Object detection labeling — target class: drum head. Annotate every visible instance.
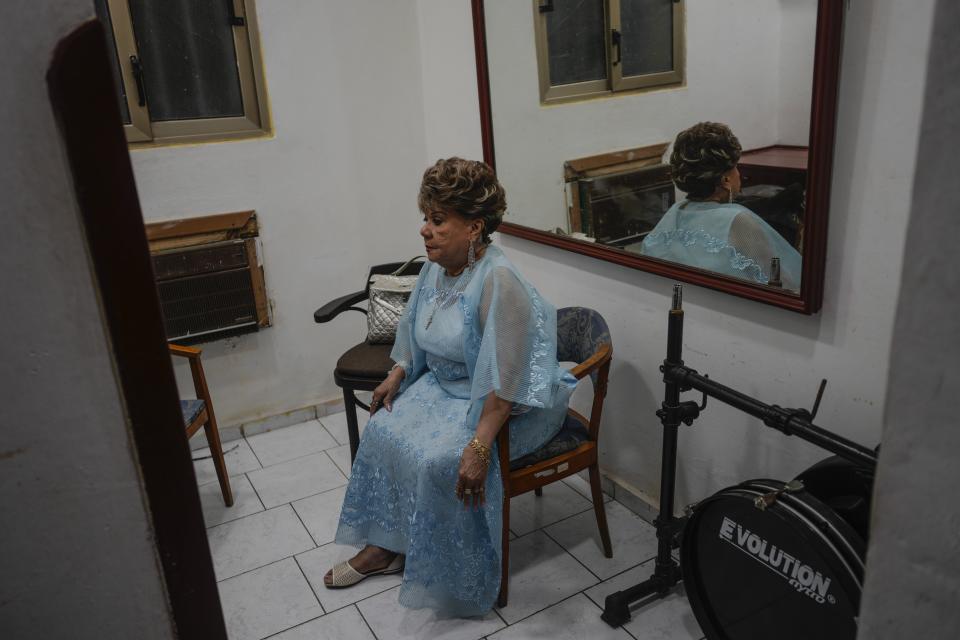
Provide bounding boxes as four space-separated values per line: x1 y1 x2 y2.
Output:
681 480 864 640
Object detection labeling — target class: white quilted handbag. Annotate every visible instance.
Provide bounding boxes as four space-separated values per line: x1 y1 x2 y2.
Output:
366 257 423 344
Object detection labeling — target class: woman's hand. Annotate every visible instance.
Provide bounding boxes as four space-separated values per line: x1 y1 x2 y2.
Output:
370 366 404 415
455 445 490 509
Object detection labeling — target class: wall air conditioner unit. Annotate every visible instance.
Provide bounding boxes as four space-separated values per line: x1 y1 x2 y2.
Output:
145 211 269 345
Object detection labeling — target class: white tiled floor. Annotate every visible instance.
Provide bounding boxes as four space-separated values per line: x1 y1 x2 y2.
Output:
198 412 705 640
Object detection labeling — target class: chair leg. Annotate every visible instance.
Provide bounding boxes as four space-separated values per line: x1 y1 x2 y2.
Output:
497 493 510 608
343 388 361 463
589 464 612 558
203 414 234 507
534 487 543 497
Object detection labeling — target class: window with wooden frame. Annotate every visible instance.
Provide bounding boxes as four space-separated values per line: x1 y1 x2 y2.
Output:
93 0 269 145
534 0 685 104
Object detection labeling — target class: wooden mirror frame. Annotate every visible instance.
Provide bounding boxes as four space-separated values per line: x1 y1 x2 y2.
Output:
471 0 844 314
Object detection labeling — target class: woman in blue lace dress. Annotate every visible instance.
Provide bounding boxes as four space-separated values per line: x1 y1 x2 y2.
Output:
323 158 577 616
640 122 802 290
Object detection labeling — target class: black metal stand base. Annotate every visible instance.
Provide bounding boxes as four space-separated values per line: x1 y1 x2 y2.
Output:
601 558 682 627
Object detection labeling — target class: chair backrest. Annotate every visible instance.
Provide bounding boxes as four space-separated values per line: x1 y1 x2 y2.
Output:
364 259 425 295
557 307 612 384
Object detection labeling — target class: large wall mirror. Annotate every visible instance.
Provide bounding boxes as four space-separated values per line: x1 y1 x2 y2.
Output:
472 0 844 313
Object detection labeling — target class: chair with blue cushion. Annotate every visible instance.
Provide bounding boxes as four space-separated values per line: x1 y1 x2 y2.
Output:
170 344 233 507
496 307 613 607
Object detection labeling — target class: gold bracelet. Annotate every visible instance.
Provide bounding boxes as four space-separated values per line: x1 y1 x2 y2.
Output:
468 437 492 466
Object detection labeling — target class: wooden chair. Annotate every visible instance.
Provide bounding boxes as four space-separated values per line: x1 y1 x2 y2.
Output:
497 307 613 608
313 260 425 461
170 344 233 507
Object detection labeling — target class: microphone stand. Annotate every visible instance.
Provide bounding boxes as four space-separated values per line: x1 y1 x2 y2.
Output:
601 285 877 628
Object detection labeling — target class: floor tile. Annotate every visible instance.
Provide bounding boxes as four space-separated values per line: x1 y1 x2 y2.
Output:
495 530 598 625
207 505 315 580
193 438 261 486
584 563 703 640
242 406 319 438
200 474 264 528
247 452 347 509
562 473 613 503
292 486 347 546
246 419 339 467
489 593 631 640
218 558 322 640
326 444 353 479
189 424 243 451
271 606 375 640
544 501 657 580
357 586 504 640
318 411 366 447
509 481 593 537
297 543 403 613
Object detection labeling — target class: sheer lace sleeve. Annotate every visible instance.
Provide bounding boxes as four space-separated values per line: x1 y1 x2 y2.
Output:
472 266 556 408
729 211 802 290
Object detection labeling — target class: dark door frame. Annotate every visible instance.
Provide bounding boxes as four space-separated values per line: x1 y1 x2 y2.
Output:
47 20 226 639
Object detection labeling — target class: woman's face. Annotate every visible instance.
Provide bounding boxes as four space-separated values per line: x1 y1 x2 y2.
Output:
420 208 481 270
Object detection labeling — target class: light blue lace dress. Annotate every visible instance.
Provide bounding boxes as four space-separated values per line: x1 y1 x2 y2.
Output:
640 201 802 289
335 245 576 616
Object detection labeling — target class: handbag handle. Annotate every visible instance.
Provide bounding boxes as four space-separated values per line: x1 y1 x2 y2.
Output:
389 255 425 276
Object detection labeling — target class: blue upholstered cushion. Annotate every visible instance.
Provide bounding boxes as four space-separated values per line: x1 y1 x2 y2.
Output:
556 307 611 385
180 399 206 426
510 414 591 471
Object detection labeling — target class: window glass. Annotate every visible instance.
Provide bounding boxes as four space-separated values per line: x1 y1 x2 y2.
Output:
620 0 674 77
93 0 131 124
546 0 608 86
127 0 244 121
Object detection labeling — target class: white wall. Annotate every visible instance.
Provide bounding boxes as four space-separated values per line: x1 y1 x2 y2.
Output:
486 0 815 232
778 0 818 145
131 0 430 426
421 0 936 508
0 1 174 636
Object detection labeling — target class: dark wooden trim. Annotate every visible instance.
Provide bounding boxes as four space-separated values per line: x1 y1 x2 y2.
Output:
473 0 845 314
802 0 846 314
145 210 258 242
46 20 227 639
564 142 669 177
245 238 271 327
472 0 496 170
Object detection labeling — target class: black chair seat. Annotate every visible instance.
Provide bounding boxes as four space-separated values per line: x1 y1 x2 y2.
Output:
334 342 394 385
510 413 590 471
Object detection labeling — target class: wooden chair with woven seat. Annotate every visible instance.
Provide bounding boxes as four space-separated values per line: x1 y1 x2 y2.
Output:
170 344 233 507
313 260 425 461
496 306 613 608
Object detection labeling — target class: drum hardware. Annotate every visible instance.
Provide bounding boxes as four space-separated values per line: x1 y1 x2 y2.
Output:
601 284 878 633
754 478 804 511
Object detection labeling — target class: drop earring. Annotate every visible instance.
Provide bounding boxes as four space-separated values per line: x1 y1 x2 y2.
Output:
726 182 734 203
467 239 476 270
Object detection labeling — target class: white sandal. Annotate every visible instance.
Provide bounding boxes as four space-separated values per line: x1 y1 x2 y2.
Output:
325 554 404 589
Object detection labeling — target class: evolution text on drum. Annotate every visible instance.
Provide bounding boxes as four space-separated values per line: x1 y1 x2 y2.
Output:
719 516 834 604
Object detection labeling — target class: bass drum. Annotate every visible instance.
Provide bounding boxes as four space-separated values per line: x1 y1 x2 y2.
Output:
680 457 874 640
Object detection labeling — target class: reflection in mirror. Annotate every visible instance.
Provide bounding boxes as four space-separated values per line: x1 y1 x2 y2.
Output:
485 0 818 294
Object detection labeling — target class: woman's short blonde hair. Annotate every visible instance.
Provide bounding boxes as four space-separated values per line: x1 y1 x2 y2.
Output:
418 157 506 244
670 122 742 199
